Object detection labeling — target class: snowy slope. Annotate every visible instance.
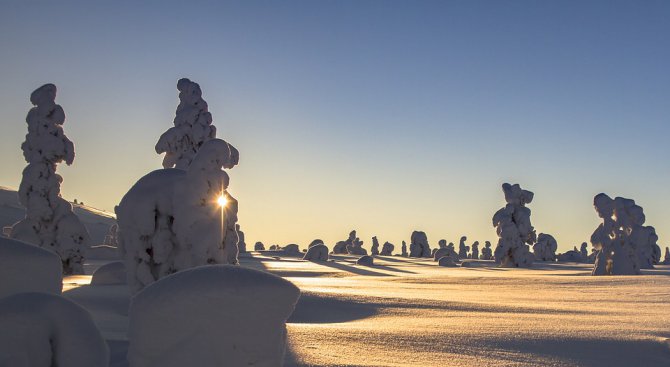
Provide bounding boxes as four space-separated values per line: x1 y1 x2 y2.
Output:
0 186 116 246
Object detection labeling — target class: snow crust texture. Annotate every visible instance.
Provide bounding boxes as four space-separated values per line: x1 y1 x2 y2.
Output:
10 84 91 274
127 265 300 367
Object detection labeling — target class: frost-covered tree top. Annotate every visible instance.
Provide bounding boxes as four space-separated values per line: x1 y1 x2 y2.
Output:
155 78 218 169
10 84 91 275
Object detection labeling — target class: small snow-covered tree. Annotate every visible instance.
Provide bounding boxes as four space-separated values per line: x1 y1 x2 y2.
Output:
458 236 470 259
401 241 408 257
380 241 394 255
533 233 557 261
471 241 480 259
236 224 246 253
492 183 536 267
480 241 493 260
371 236 380 255
103 224 118 247
10 84 91 274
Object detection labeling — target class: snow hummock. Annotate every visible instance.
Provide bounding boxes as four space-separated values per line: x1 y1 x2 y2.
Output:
303 243 329 262
437 256 458 267
409 231 431 258
590 194 658 275
0 292 109 367
90 261 126 286
116 138 240 293
0 237 62 298
127 265 300 367
155 78 218 170
492 183 536 267
533 233 558 261
356 255 374 266
9 84 91 275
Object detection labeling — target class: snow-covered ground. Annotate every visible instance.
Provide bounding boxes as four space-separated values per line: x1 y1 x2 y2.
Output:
63 253 670 367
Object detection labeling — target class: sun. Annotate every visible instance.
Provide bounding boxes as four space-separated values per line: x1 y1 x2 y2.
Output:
217 194 228 207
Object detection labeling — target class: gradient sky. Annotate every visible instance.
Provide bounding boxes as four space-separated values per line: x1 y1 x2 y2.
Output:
1 0 669 252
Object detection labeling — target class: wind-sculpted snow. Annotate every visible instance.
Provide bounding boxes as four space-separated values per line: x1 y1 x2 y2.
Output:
0 292 109 367
127 265 299 367
10 84 91 275
410 231 431 258
591 194 660 275
533 233 558 261
155 78 218 169
116 138 239 293
0 237 62 298
492 183 536 267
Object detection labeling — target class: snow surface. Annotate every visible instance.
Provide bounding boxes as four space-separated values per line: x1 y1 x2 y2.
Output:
127 265 300 367
61 254 670 367
0 237 62 298
0 292 109 367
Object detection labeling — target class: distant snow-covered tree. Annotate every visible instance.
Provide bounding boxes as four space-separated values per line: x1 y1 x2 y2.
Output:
492 183 536 267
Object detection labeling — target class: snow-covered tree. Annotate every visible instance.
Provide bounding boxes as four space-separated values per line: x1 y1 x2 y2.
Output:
371 236 380 255
471 241 480 259
155 78 217 169
480 241 493 260
409 231 431 257
236 224 246 253
458 236 470 259
254 241 265 251
492 183 536 267
10 84 91 275
591 194 660 275
103 224 118 247
117 139 239 293
380 241 394 256
579 242 589 260
533 233 557 261
401 241 408 257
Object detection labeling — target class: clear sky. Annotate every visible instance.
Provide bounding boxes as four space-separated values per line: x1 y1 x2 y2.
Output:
1 0 669 252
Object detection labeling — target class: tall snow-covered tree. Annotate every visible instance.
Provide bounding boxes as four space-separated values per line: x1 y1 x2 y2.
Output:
10 84 91 274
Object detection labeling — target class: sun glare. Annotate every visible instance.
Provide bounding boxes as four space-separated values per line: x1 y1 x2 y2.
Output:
217 195 227 207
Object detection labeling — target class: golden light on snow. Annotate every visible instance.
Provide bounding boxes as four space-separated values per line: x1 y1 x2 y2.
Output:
217 194 228 207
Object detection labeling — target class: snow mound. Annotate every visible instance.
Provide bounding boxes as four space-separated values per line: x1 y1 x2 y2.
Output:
128 265 300 367
433 247 457 262
0 237 62 298
283 244 300 253
356 255 374 266
90 261 126 286
303 244 329 262
0 292 109 367
438 256 458 267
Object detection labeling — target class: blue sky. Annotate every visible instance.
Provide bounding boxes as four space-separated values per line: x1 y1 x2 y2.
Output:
1 0 669 251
